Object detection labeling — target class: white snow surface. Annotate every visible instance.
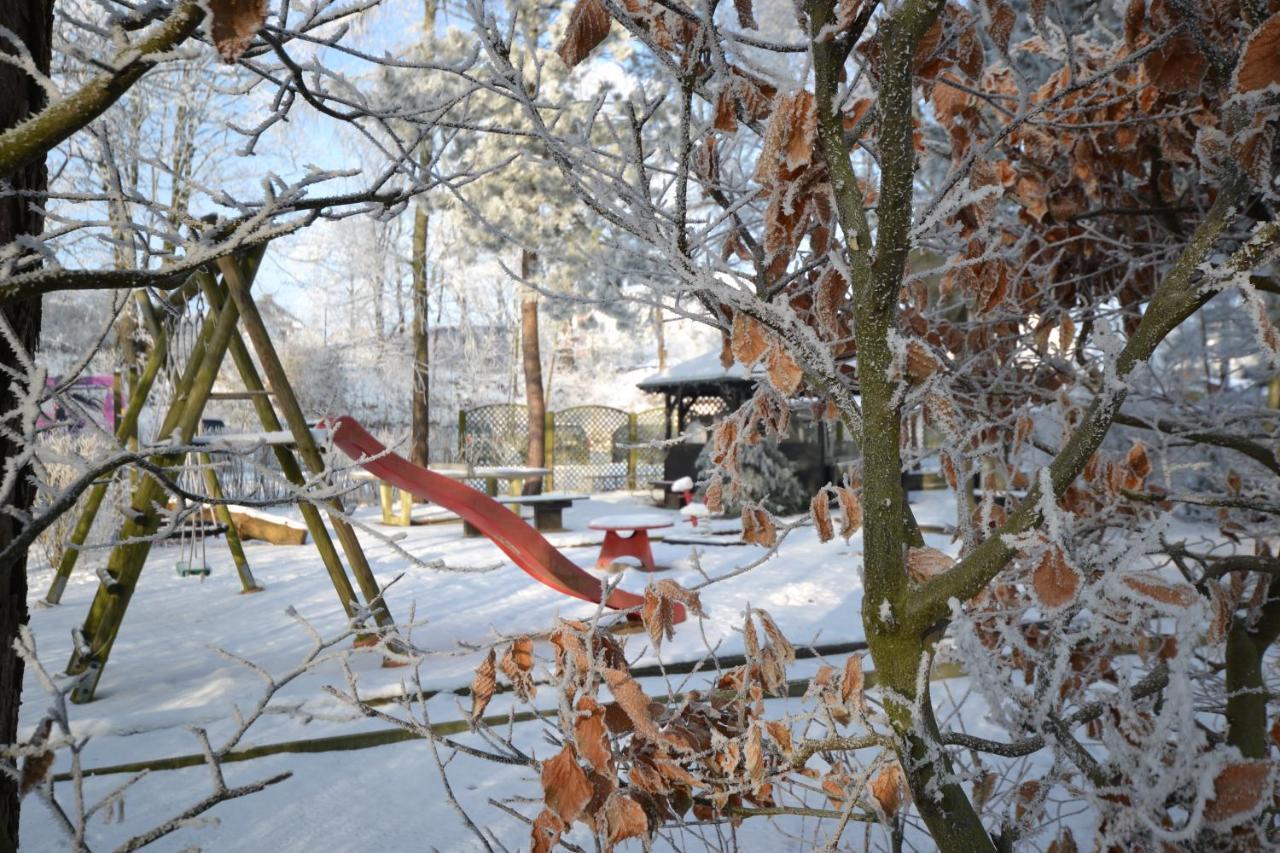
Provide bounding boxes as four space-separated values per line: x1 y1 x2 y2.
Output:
16 490 969 850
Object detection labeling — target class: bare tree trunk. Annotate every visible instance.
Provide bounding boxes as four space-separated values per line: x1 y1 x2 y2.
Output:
410 202 430 467
408 0 437 469
0 2 53 847
520 249 545 495
653 305 666 372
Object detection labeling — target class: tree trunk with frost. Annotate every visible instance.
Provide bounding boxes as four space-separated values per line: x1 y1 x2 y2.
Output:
520 249 545 495
410 202 430 467
0 2 53 846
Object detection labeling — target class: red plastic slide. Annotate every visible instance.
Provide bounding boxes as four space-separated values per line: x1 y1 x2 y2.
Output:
325 416 683 622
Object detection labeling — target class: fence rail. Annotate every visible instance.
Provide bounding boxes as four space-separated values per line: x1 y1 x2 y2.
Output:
459 404 667 492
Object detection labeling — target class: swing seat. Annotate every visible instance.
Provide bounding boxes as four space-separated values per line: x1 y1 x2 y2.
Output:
175 562 211 578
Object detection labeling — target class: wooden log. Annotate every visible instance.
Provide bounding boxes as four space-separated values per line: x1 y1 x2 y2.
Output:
203 284 363 620
46 290 172 604
226 506 308 546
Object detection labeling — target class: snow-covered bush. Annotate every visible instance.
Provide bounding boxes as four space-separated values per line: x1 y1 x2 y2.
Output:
694 437 807 516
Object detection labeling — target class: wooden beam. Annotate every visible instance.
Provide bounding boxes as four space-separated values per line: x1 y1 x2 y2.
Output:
205 390 276 400
46 290 173 604
199 280 363 619
196 451 262 594
218 258 395 633
67 252 265 703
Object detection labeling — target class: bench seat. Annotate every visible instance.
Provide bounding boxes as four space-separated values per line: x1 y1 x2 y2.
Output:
464 493 588 536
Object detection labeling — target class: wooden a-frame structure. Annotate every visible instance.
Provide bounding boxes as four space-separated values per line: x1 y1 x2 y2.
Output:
56 246 395 703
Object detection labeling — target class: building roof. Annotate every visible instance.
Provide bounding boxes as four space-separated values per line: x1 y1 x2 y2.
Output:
636 349 763 394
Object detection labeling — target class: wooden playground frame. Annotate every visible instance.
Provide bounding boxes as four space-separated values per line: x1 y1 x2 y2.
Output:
53 246 397 703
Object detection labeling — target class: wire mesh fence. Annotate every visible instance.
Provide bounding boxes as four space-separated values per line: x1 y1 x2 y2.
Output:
459 404 671 493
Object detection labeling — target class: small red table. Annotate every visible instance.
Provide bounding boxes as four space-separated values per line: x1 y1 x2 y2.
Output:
588 514 673 572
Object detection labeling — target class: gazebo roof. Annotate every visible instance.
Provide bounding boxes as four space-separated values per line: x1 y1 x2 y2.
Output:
636 349 762 396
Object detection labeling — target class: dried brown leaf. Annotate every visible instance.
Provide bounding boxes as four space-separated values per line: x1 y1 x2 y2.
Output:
17 718 53 798
704 473 723 513
869 762 905 817
556 0 612 68
840 654 864 710
1046 828 1078 853
604 793 649 843
741 505 778 548
765 344 803 395
542 745 593 824
834 486 862 539
530 808 564 853
745 723 766 790
575 696 612 774
470 649 496 723
501 636 537 701
755 608 794 665
1125 441 1151 481
811 490 834 543
1122 574 1198 610
1205 760 1272 824
905 340 939 383
1031 547 1079 609
731 311 769 366
643 579 704 649
1234 12 1280 92
906 546 954 584
765 720 793 755
815 268 847 339
1058 314 1076 353
209 0 267 63
602 668 660 739
985 0 1015 53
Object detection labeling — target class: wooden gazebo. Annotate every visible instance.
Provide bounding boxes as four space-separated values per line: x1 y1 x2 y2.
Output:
637 349 858 502
636 349 758 439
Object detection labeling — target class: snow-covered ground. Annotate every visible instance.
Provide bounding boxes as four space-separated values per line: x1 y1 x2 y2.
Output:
16 490 970 850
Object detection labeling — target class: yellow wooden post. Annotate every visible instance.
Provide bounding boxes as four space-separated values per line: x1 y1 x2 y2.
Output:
544 409 555 492
398 488 412 525
627 412 638 491
378 482 394 524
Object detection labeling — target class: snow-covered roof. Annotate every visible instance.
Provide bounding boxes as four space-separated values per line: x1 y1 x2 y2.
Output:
637 349 763 390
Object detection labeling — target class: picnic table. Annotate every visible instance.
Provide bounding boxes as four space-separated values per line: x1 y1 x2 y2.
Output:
472 466 551 497
588 513 673 572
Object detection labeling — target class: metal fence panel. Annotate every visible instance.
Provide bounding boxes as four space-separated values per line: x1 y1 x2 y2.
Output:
458 404 670 494
552 405 629 492
461 403 528 466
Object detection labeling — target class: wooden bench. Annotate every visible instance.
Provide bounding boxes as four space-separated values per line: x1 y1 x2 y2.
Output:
463 493 588 536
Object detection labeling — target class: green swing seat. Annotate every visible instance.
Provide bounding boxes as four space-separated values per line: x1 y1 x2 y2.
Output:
175 561 211 578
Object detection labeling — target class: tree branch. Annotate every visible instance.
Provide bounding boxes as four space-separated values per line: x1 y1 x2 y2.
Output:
907 170 1257 631
0 1 205 180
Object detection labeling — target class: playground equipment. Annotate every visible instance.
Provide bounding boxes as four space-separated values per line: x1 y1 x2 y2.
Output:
53 243 681 703
173 499 215 578
587 515 673 572
326 416 682 622
58 247 397 703
38 374 121 431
